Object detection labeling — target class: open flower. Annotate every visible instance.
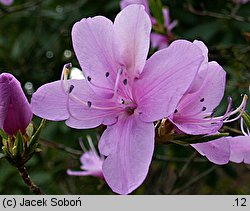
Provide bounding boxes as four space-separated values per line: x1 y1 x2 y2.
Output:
31 5 203 194
120 0 177 49
67 135 104 179
0 73 32 136
0 0 13 6
169 40 247 136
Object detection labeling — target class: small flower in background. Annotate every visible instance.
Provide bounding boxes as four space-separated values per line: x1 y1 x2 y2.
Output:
67 135 104 179
233 0 249 4
0 0 13 6
31 5 204 194
0 73 33 136
120 0 177 49
151 8 178 49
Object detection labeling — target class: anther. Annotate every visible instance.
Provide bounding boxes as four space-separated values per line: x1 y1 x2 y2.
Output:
200 98 205 102
121 99 125 104
105 72 110 77
69 85 74 93
87 101 92 108
174 109 178 113
123 79 128 85
202 107 207 111
87 76 91 82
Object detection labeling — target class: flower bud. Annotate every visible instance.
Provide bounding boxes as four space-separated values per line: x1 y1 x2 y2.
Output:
0 73 33 136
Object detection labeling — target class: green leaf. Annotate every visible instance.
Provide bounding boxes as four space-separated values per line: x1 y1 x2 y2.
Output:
242 112 250 129
0 129 7 140
149 0 165 26
14 131 24 158
28 119 46 152
170 133 230 146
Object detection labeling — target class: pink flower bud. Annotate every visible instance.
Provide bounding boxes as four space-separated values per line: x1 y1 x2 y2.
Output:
0 73 32 135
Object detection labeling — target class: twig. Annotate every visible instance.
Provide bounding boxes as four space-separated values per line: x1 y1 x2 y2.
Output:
172 166 216 194
0 0 43 19
178 152 197 177
39 138 82 156
155 155 207 163
17 165 44 195
186 4 250 23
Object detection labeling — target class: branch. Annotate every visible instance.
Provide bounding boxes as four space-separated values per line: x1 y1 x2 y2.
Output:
17 165 44 195
186 4 250 23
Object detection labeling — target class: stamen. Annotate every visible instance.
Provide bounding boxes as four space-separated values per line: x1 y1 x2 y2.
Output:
240 118 248 136
87 76 92 82
105 72 110 77
86 135 99 157
61 63 72 93
200 98 205 102
174 109 178 113
223 95 248 123
202 107 207 111
79 137 87 152
61 63 122 111
113 67 123 99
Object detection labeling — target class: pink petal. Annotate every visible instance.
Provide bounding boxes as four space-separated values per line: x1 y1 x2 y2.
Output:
0 73 32 135
72 16 117 94
134 40 204 122
229 136 250 164
31 79 119 129
192 138 230 165
114 5 151 76
99 115 154 194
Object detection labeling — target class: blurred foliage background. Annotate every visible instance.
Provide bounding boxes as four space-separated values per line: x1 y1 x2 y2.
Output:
0 0 250 194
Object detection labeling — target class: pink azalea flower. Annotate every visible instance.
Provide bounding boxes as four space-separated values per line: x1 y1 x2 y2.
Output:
120 0 177 49
0 73 33 136
31 5 204 194
67 136 104 179
167 40 248 165
169 40 247 136
0 0 13 6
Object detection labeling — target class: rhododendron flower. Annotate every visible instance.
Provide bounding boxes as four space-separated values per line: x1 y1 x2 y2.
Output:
0 73 33 136
120 0 177 49
67 136 104 179
31 5 204 194
169 40 247 136
0 0 13 6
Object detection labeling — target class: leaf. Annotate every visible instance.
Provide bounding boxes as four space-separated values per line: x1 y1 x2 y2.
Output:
28 119 46 152
0 129 7 140
242 112 250 129
169 133 229 146
149 0 165 25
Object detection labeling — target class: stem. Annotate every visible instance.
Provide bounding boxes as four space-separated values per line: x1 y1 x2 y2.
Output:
17 165 44 195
